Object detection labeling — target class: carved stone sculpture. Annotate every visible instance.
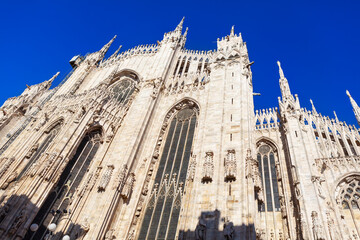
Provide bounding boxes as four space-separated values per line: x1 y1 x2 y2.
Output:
202 151 214 183
0 157 15 179
224 149 236 182
34 113 48 131
25 143 38 159
98 165 114 191
1 171 18 190
8 206 27 235
121 172 135 200
115 164 128 191
105 228 115 240
311 211 325 240
187 154 196 182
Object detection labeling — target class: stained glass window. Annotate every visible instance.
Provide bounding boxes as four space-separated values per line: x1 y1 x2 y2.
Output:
138 106 197 240
24 129 102 240
110 79 136 104
257 143 281 212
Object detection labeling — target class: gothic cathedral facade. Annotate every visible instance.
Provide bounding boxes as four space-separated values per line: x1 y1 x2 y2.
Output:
0 19 359 240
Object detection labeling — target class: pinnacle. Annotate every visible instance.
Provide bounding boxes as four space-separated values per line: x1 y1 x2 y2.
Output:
176 17 185 31
230 25 235 36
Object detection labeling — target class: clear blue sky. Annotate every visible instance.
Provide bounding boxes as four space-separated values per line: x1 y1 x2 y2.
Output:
1 0 359 125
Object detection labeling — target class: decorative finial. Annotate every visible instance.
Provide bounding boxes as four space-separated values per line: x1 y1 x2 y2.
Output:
47 72 60 86
176 17 185 31
346 90 351 97
277 61 285 79
333 111 339 122
184 27 188 38
230 25 235 36
346 89 360 126
310 99 317 114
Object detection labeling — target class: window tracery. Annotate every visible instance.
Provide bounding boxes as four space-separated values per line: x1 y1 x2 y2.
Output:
24 129 102 240
338 176 360 236
138 101 198 240
257 143 280 212
109 78 136 104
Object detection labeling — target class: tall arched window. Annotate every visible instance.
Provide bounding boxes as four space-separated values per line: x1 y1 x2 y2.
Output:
18 121 63 180
337 176 360 236
138 101 198 240
257 143 280 212
25 129 102 240
109 79 136 104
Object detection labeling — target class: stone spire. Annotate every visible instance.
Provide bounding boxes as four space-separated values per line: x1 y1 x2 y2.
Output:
230 25 235 36
333 111 339 122
44 72 60 89
277 61 293 101
99 35 117 58
109 45 122 59
175 17 185 32
183 27 188 38
310 99 317 115
48 72 60 83
346 90 360 126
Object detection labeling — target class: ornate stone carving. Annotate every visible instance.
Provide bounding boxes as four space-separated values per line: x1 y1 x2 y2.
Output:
105 228 115 240
98 165 114 192
1 171 18 190
34 112 48 131
311 211 325 240
0 157 15 179
202 151 214 183
25 143 38 159
121 172 135 200
114 164 128 191
326 211 340 240
8 205 28 235
74 106 86 123
256 228 265 240
106 124 116 142
187 154 196 182
311 176 325 199
246 149 264 203
224 149 236 182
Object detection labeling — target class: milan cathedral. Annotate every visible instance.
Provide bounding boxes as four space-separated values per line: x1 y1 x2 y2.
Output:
0 18 359 240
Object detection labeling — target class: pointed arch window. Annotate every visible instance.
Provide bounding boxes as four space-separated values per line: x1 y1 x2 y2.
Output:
338 177 360 236
257 143 280 212
25 129 102 240
18 121 63 180
138 102 198 240
109 79 136 104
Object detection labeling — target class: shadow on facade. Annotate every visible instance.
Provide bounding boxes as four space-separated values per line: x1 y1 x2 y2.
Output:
0 193 87 240
178 210 256 240
0 193 39 239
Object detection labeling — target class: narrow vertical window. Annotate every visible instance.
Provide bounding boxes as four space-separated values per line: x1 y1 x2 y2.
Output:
139 103 198 240
230 134 232 141
257 143 281 212
25 129 102 240
231 98 233 105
